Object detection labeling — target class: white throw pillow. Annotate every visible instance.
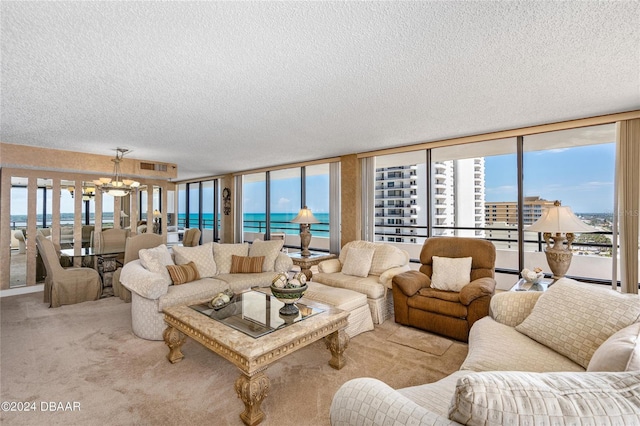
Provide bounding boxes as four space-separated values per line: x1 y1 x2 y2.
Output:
430 256 472 292
172 242 216 278
587 322 640 372
213 243 249 274
341 247 375 278
448 371 640 426
138 244 174 286
516 278 640 369
249 239 284 272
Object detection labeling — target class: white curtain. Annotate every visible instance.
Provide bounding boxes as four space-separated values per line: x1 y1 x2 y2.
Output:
616 119 640 294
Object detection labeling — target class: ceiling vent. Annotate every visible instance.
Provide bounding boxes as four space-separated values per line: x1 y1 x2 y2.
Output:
140 162 168 172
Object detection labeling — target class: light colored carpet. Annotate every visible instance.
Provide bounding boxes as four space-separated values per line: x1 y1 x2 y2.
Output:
387 326 454 356
0 293 468 426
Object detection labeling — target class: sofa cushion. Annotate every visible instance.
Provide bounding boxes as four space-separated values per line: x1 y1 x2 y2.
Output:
248 239 283 272
461 317 584 373
157 277 228 311
313 272 386 299
172 242 216 277
213 243 249 274
587 322 640 372
448 371 640 426
431 256 472 292
516 278 640 369
230 255 264 273
138 244 174 286
166 261 200 285
338 240 409 276
341 247 375 278
217 272 275 291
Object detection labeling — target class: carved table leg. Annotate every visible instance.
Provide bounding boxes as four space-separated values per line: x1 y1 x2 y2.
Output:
325 328 349 370
163 326 186 364
235 370 270 426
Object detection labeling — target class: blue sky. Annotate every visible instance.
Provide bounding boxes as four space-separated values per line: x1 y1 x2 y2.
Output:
485 144 615 213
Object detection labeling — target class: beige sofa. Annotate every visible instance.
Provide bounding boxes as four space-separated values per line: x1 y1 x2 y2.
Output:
314 241 411 324
330 278 640 425
121 240 293 340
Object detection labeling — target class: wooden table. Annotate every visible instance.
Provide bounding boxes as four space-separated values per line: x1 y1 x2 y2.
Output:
162 291 349 426
288 251 337 280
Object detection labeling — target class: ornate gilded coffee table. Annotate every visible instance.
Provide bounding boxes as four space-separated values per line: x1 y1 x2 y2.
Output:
162 290 349 426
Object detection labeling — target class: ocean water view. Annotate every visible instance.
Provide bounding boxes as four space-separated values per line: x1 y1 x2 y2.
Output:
178 212 330 237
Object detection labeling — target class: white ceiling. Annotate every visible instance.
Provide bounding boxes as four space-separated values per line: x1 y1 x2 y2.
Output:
1 2 639 181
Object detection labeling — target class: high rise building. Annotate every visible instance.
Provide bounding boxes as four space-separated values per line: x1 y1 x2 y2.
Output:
374 158 485 242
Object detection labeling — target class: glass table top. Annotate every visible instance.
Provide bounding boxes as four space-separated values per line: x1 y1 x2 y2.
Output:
190 290 324 339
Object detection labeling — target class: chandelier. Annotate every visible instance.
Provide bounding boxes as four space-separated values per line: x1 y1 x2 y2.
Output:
94 148 140 197
68 185 96 201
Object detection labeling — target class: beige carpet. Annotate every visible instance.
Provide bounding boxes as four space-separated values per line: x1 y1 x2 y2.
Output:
387 326 454 356
0 293 467 426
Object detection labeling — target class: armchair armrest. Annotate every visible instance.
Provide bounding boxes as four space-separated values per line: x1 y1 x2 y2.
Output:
393 270 430 297
330 377 453 426
318 258 341 273
459 277 496 305
119 260 170 300
379 264 411 288
489 291 544 327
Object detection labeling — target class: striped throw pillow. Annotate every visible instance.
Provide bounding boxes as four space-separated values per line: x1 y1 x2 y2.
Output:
230 255 265 273
167 261 200 285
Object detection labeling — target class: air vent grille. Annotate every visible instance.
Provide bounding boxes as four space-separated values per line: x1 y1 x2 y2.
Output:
140 162 168 172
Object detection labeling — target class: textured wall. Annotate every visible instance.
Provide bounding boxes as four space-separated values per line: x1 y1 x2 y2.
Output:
340 154 361 248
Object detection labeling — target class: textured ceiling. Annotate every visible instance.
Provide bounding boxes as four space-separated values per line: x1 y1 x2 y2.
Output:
1 2 639 180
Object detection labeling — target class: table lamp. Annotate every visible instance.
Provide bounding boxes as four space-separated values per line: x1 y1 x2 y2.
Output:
526 201 596 280
290 206 320 257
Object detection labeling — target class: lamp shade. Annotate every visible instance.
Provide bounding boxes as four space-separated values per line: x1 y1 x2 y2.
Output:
153 209 162 218
526 202 595 233
290 206 320 224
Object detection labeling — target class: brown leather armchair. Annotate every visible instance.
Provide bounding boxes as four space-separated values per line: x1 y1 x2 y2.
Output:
392 237 496 342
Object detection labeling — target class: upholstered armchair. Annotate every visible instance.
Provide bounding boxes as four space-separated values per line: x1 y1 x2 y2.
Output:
392 237 496 342
112 233 163 302
182 228 201 247
36 235 101 308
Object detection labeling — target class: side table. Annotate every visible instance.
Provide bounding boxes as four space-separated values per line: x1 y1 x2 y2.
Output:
288 251 337 280
511 278 553 292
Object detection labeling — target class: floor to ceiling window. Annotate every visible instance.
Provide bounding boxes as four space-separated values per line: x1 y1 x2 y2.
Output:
240 164 333 252
522 124 616 282
367 123 618 287
175 180 220 243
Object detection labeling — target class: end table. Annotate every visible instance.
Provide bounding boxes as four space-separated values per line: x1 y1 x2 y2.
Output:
511 278 553 292
288 251 337 280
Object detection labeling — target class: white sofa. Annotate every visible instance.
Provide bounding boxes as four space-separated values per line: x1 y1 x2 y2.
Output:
121 240 293 340
330 279 640 425
314 241 411 324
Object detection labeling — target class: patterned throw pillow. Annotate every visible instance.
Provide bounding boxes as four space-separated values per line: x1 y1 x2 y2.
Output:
516 278 640 369
430 256 472 292
448 371 640 425
587 322 640 372
230 255 265 273
248 239 284 272
166 261 200 285
172 242 216 277
213 243 249 274
341 247 375 278
138 244 174 285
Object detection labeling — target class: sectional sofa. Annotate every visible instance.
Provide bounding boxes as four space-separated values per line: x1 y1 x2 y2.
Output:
120 239 292 340
330 278 640 425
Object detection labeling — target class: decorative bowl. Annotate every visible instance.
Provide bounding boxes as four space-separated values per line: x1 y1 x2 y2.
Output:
270 283 308 316
208 289 236 311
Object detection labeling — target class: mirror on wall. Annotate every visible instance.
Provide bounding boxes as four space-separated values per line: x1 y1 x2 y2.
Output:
9 177 28 288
